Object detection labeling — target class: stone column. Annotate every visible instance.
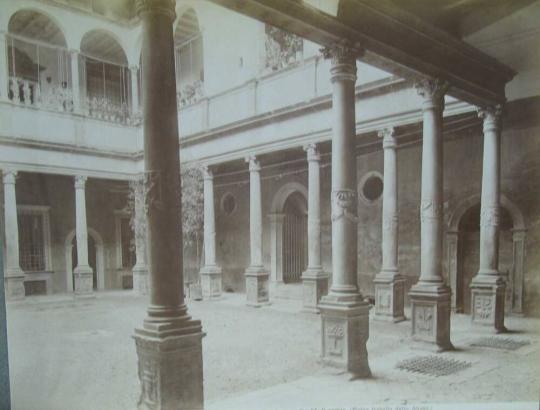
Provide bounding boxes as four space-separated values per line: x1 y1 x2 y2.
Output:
134 1 204 409
318 43 371 377
409 78 453 351
374 127 405 322
0 32 8 102
132 176 148 295
130 65 140 117
302 143 328 313
471 105 506 332
200 166 222 299
244 155 269 306
2 171 25 300
70 50 81 113
73 176 94 295
269 213 285 284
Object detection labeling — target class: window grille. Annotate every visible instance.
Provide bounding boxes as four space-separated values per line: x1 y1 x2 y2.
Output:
120 217 136 269
18 213 45 272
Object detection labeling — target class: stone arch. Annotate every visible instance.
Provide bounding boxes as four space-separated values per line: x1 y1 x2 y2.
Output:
80 29 128 65
64 228 105 292
446 193 527 314
269 182 308 285
7 8 68 47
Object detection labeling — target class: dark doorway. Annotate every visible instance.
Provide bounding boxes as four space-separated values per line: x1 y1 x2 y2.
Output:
282 192 307 283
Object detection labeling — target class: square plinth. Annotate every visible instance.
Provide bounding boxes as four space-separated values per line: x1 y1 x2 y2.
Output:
200 266 222 299
245 268 269 307
73 266 94 296
302 272 328 313
373 277 405 322
471 281 506 332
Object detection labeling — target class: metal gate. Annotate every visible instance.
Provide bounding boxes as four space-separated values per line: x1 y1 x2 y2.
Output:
282 213 307 283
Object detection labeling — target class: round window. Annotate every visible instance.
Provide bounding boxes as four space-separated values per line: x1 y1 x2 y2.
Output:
360 173 383 203
221 193 237 215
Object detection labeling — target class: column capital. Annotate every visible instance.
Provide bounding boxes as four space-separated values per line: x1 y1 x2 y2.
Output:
245 156 261 172
129 65 139 73
135 0 176 20
201 165 213 180
74 175 87 189
378 127 397 149
477 104 503 133
415 78 448 110
321 41 362 83
304 143 321 162
68 49 80 56
2 170 17 185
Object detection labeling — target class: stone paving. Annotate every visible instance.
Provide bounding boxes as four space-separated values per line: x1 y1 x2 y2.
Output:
5 291 540 410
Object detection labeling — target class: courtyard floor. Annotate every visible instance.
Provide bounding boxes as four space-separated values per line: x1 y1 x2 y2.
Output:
5 291 540 410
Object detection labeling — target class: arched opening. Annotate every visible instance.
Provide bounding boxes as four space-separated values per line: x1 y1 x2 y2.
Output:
455 204 516 314
65 228 105 292
80 30 130 122
282 192 308 283
174 8 204 107
7 9 71 109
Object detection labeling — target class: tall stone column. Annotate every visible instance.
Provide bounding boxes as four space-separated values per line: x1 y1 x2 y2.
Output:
134 1 204 409
244 155 269 306
302 143 328 313
374 127 405 322
471 105 506 332
0 32 9 102
409 78 453 351
73 176 94 295
70 50 81 113
318 44 371 377
2 171 25 300
200 166 222 299
132 176 148 296
130 65 140 117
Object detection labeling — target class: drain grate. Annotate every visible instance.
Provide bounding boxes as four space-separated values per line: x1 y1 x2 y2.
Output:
396 355 472 376
470 337 530 351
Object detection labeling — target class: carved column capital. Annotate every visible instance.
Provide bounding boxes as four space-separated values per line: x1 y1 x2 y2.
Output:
477 104 503 134
74 175 87 189
129 65 139 73
68 49 79 57
378 127 397 149
331 189 358 223
245 156 261 172
135 0 176 19
321 41 363 83
415 78 448 111
201 165 213 180
2 170 17 185
304 143 321 162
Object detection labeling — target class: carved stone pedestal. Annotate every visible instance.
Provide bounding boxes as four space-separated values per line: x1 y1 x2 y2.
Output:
409 284 453 351
73 265 94 296
319 296 371 378
134 330 204 410
4 273 25 300
302 270 328 313
471 276 506 332
373 274 405 322
133 265 149 296
200 265 222 299
245 267 269 307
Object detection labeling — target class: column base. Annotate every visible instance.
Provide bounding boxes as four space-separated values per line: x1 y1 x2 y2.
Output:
318 294 371 378
200 265 222 300
245 266 269 307
373 273 406 322
301 269 328 313
133 265 149 296
4 270 25 301
409 282 454 352
134 325 204 410
470 275 506 333
73 265 94 296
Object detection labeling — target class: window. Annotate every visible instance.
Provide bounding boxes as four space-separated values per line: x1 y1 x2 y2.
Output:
221 193 237 216
120 216 136 269
359 172 384 204
17 206 51 272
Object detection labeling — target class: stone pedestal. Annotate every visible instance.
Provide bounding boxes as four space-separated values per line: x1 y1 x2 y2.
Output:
73 175 94 296
73 265 94 295
134 331 204 410
302 270 328 313
133 265 149 295
410 285 453 351
374 275 405 322
200 265 222 299
471 276 506 332
245 267 269 307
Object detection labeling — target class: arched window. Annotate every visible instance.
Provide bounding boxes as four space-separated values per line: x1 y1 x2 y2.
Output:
7 10 71 110
80 30 131 123
174 8 204 107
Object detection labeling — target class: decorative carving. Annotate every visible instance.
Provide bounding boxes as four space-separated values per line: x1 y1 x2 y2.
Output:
415 78 448 109
137 355 158 406
245 156 261 172
264 26 303 72
415 306 433 334
420 200 443 222
320 41 364 65
474 296 492 320
135 0 176 19
201 165 213 180
378 127 397 149
326 322 345 357
304 143 320 162
2 170 17 185
74 175 87 190
85 96 131 125
480 206 500 227
477 104 503 133
177 80 204 108
331 189 358 223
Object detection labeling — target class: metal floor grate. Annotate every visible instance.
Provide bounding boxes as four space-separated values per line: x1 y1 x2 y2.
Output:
470 337 530 351
396 355 472 376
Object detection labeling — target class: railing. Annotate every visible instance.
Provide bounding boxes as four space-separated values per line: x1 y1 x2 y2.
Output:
177 80 204 109
9 76 74 112
84 96 131 124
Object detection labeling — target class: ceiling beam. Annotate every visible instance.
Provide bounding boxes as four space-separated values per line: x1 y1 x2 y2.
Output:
209 0 516 106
